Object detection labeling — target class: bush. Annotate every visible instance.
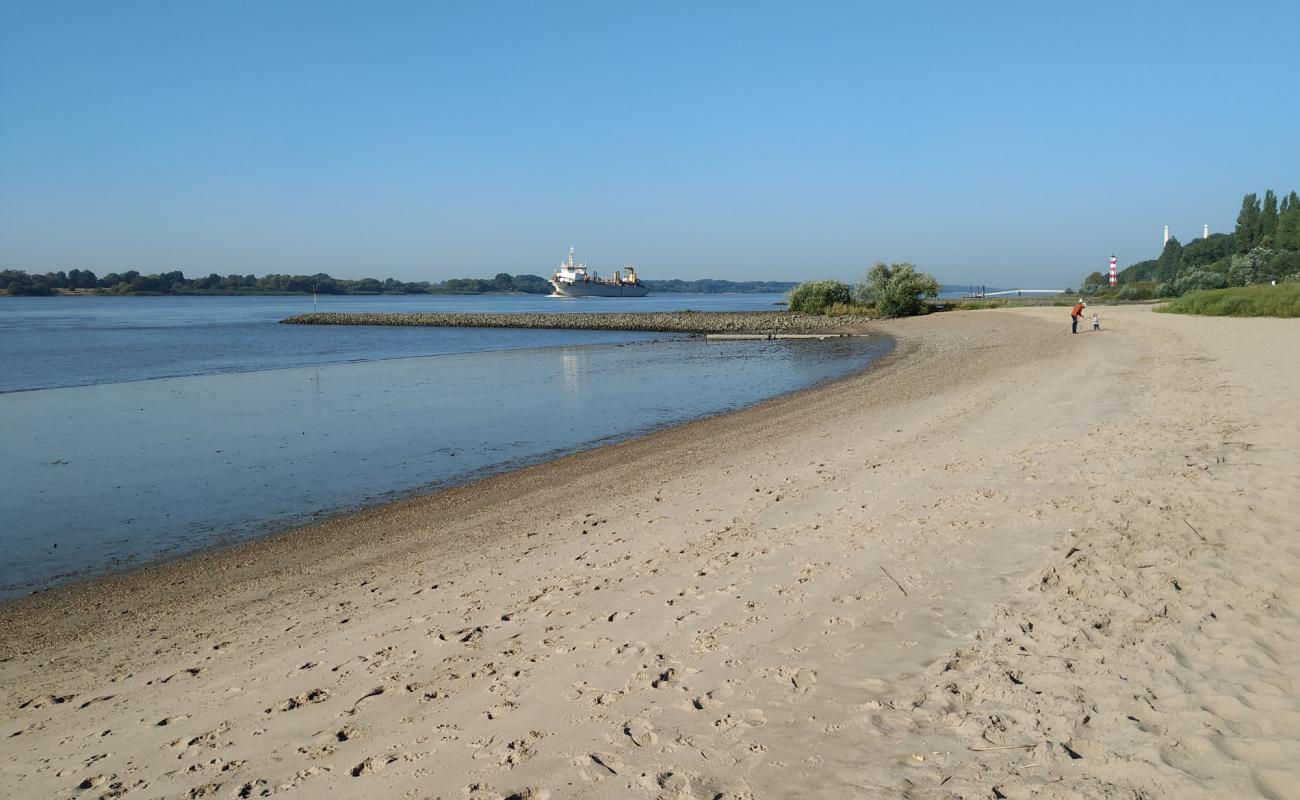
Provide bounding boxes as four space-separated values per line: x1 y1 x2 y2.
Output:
1117 282 1155 301
786 280 853 314
1155 283 1300 317
1173 269 1229 296
1228 247 1276 286
856 262 940 318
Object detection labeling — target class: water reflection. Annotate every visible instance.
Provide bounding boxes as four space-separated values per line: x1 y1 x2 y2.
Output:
0 335 891 597
561 350 583 398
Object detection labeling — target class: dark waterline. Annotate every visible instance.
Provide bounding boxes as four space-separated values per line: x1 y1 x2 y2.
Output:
0 294 890 599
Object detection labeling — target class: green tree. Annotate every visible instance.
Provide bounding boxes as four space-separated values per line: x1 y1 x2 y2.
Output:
1270 249 1300 282
1117 259 1157 284
1181 233 1235 268
1154 236 1183 285
786 280 853 314
510 274 553 294
856 262 940 318
1277 191 1300 251
1261 189 1279 247
1235 193 1262 253
1080 271 1107 293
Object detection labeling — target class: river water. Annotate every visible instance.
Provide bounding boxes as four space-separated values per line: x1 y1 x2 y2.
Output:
0 294 890 598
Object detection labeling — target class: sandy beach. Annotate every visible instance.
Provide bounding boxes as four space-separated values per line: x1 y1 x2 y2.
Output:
2 305 1297 800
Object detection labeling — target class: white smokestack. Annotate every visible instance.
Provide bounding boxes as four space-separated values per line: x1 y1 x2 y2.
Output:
1203 223 1209 239
1164 225 1170 245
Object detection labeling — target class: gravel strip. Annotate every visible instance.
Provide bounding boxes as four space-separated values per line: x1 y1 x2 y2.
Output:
280 310 871 334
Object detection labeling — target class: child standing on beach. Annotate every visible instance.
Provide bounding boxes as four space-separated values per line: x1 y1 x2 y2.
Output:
1092 313 1100 331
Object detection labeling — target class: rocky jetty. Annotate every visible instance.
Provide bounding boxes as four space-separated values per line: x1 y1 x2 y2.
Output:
280 310 871 334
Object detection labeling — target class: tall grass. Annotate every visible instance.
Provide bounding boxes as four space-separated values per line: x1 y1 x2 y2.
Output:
824 302 873 317
1155 283 1300 317
945 299 1006 310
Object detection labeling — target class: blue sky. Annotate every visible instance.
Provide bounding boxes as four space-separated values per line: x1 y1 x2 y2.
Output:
2 1 1298 286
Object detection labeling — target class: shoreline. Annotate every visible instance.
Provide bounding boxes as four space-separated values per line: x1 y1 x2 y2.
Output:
0 310 927 647
3 307 1297 799
0 330 894 604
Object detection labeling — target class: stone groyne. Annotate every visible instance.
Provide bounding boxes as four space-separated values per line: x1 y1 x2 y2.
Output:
280 311 871 334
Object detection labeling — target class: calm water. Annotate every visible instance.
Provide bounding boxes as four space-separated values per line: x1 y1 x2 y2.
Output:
0 294 890 598
0 293 790 393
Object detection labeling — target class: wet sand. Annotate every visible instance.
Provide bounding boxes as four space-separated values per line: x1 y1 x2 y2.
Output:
2 306 1297 799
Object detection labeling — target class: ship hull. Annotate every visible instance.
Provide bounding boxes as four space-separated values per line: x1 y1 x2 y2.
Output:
549 281 650 297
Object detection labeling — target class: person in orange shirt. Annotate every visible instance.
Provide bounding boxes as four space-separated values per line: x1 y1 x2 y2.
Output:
1070 300 1087 334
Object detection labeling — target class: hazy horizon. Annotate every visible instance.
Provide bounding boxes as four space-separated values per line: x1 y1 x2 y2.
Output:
3 1 1298 287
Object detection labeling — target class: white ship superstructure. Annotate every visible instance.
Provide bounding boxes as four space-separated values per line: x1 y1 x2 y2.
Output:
549 247 649 297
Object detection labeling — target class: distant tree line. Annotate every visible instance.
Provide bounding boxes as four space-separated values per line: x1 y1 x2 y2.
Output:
0 269 555 297
1 269 801 297
1077 189 1300 299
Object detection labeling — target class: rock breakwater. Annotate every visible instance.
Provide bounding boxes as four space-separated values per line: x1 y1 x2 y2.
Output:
281 311 870 334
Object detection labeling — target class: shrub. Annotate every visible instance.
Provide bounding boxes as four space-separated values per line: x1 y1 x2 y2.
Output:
786 280 853 314
1173 269 1229 296
855 262 940 318
1117 282 1155 301
1155 283 1300 317
1228 247 1276 286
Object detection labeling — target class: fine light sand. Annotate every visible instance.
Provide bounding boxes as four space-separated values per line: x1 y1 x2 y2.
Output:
2 306 1297 799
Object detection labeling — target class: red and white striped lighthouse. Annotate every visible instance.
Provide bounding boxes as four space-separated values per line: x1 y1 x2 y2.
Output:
1108 255 1117 287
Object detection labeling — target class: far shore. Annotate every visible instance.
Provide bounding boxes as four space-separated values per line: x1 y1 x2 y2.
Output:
2 306 1297 799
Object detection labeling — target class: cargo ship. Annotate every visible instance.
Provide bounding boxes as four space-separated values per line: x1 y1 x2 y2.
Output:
549 247 649 297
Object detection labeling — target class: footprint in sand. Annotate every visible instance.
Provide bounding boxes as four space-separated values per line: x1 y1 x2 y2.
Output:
347 686 385 713
77 694 117 710
298 725 358 758
266 688 329 713
584 752 624 777
789 668 817 697
498 731 546 768
233 778 269 797
857 677 893 694
156 667 204 685
625 718 657 747
18 693 77 709
350 754 397 777
171 722 232 760
485 700 518 720
691 684 735 711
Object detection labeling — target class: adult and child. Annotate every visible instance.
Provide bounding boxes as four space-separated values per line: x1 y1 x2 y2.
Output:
1070 300 1101 334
